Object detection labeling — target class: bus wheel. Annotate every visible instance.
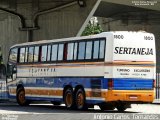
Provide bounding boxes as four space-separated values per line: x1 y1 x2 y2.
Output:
116 104 127 112
16 88 29 106
64 88 75 109
75 88 87 110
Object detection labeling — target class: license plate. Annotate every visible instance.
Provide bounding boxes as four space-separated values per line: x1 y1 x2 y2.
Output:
129 95 138 99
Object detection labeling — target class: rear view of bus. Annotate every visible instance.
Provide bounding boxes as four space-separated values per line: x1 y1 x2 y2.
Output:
103 31 156 111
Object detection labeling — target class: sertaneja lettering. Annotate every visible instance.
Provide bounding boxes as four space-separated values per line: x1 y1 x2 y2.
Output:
114 47 153 55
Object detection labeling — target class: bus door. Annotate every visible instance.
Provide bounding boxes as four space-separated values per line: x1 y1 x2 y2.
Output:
7 63 17 82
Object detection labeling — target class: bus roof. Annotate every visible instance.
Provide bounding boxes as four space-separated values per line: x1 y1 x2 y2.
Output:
10 31 153 49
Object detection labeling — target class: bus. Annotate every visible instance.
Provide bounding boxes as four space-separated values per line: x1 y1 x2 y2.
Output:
6 31 156 111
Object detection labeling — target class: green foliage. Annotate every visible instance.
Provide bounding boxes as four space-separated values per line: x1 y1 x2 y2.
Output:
82 21 103 36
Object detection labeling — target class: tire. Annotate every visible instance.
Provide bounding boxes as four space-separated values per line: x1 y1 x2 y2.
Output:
75 88 87 110
116 104 127 112
64 88 75 109
16 87 29 106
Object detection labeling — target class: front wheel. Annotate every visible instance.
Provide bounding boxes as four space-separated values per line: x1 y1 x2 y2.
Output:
16 88 30 106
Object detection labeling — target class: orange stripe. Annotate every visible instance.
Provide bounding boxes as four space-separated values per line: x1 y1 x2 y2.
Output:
25 89 63 96
17 62 155 69
10 88 63 96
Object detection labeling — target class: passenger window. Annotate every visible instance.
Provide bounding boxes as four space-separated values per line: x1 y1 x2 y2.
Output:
93 41 100 59
47 45 51 61
67 43 74 60
58 44 64 61
78 42 85 60
51 44 58 61
99 40 105 59
41 45 47 62
34 46 39 62
24 47 28 62
9 48 18 63
85 41 92 59
19 48 25 63
73 43 78 60
28 47 34 62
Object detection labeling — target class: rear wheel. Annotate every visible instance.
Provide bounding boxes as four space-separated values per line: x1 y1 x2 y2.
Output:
75 88 87 110
116 103 127 112
64 88 75 109
16 88 29 106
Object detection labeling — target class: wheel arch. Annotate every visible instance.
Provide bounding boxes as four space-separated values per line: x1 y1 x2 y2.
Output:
16 84 24 93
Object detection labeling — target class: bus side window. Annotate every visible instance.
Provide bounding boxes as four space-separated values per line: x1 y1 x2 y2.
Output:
58 44 64 61
19 47 25 63
41 45 47 62
9 48 18 63
51 44 58 61
78 42 86 60
67 43 74 60
25 47 28 63
99 40 105 59
47 45 51 61
28 47 34 62
73 43 78 60
85 41 92 59
34 46 39 62
93 41 100 59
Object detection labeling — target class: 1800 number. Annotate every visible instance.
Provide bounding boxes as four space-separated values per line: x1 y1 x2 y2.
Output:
144 36 153 40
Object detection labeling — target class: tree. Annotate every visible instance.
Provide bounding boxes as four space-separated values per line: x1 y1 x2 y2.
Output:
82 18 103 36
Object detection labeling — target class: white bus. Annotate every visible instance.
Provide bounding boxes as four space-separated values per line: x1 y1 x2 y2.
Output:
6 31 156 111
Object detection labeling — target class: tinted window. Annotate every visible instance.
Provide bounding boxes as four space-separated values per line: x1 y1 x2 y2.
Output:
58 44 64 61
78 42 85 60
41 45 47 62
85 41 92 59
19 48 25 63
24 47 28 62
67 43 74 60
28 47 34 62
9 48 18 63
93 41 100 59
51 44 58 61
47 45 51 61
34 46 39 62
73 43 78 60
99 40 105 59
